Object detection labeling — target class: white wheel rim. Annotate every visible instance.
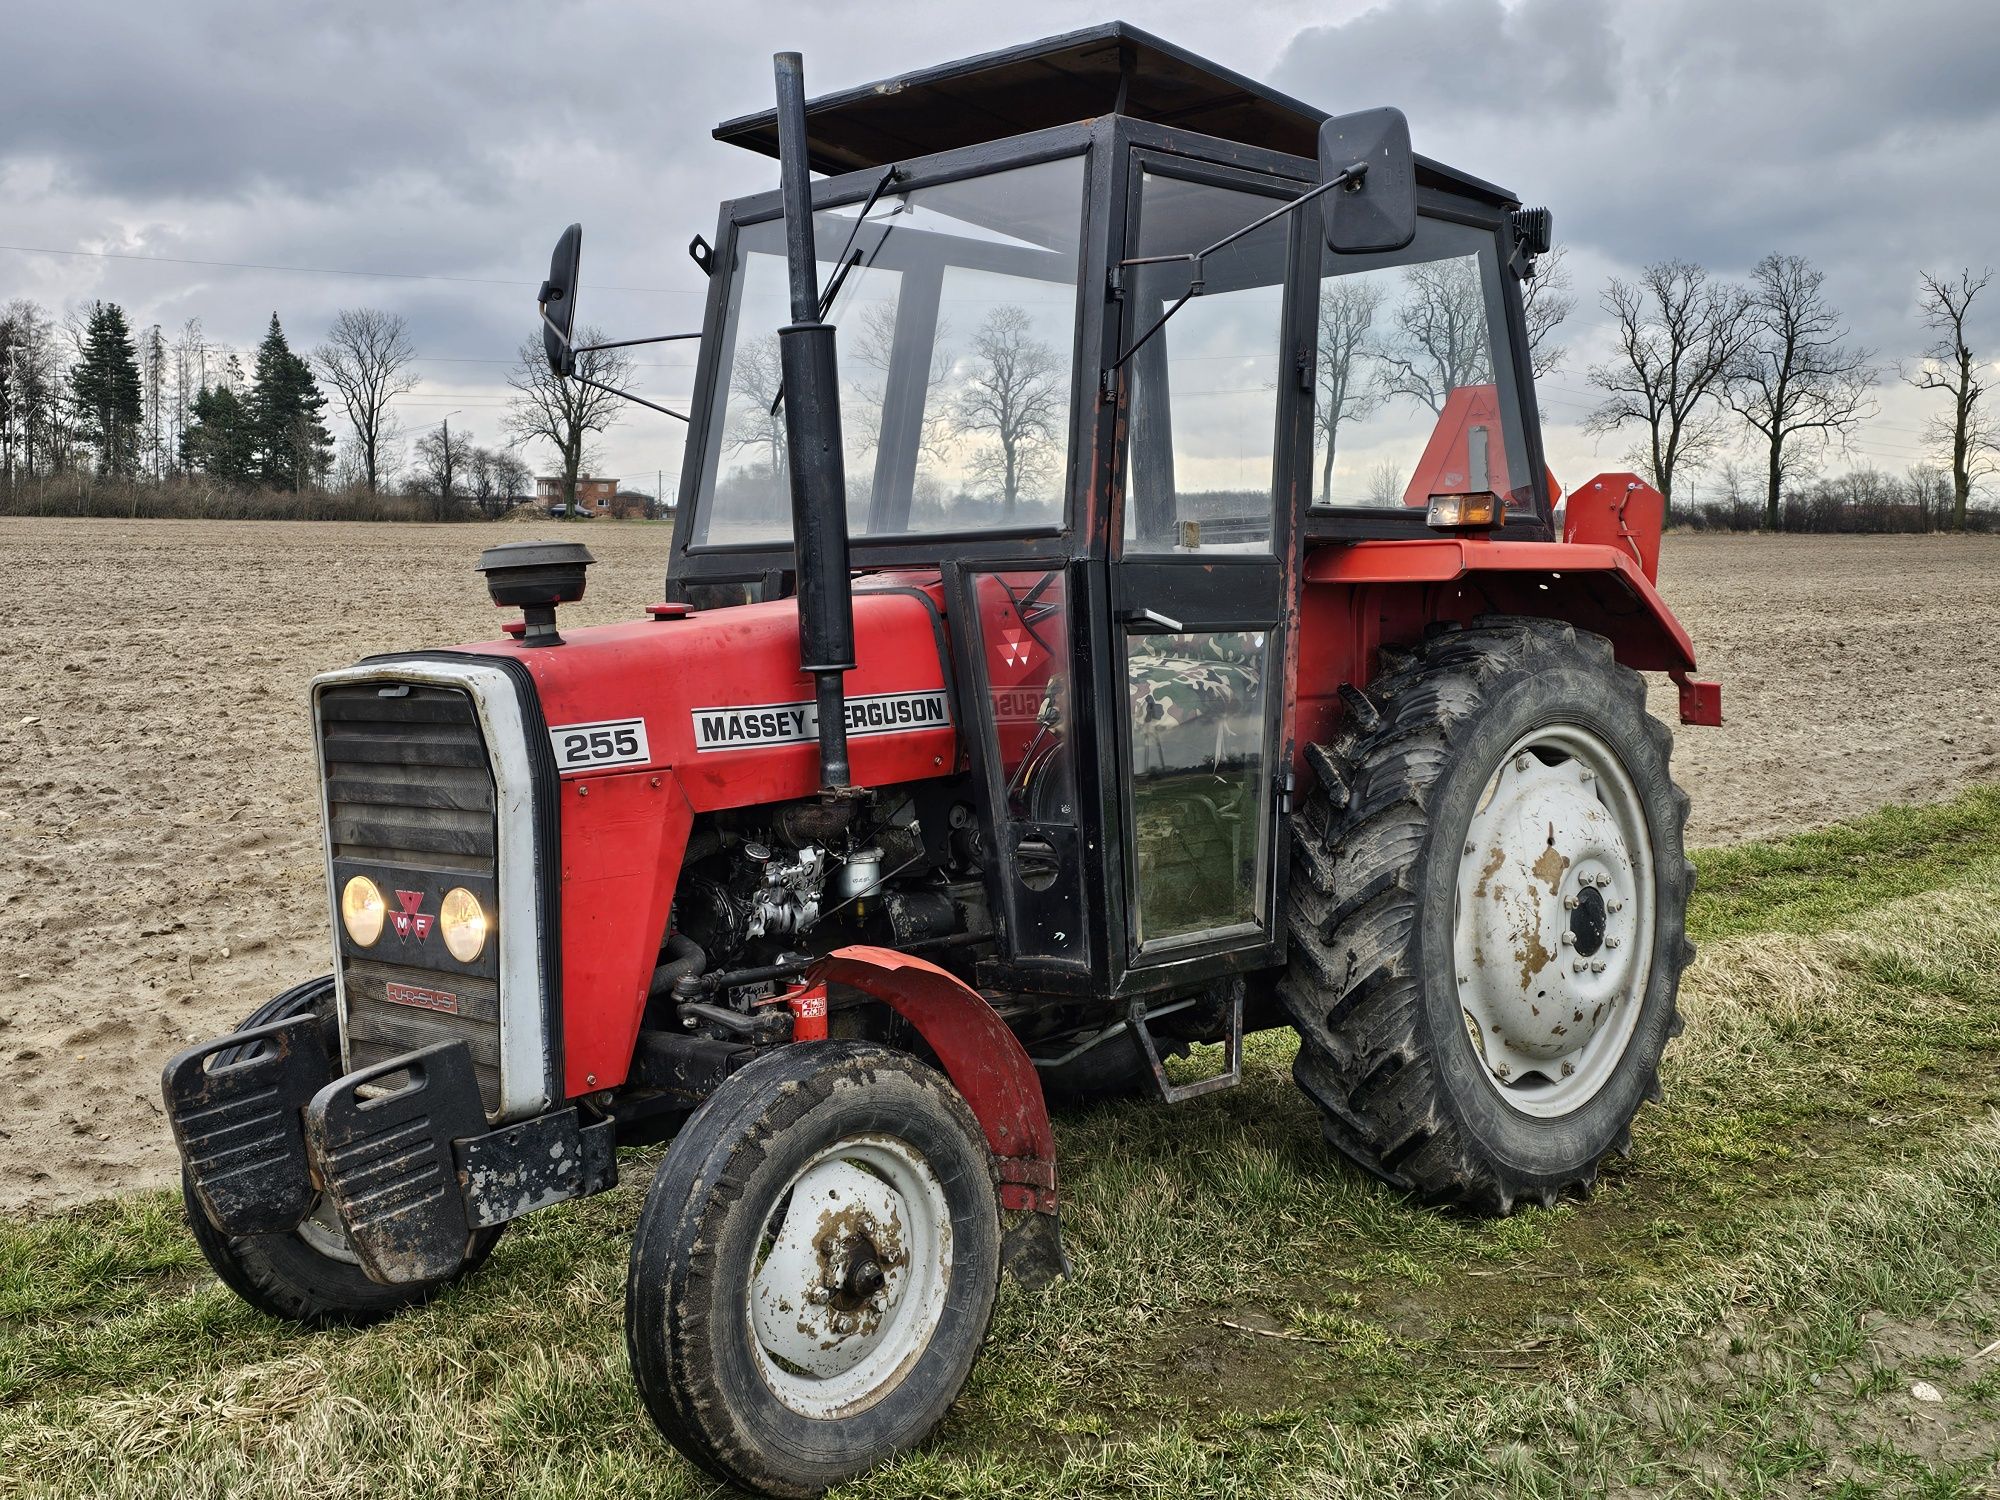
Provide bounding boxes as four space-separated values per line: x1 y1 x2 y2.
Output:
295 1194 363 1265
1452 723 1656 1118
746 1133 953 1419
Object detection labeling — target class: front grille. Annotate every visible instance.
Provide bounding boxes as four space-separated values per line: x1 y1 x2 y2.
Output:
318 683 503 1113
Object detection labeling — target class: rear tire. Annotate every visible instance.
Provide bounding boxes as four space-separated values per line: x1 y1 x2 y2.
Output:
1279 617 1694 1213
626 1041 1000 1498
184 976 502 1326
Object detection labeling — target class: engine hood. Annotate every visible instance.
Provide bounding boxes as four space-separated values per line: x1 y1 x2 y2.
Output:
451 583 960 812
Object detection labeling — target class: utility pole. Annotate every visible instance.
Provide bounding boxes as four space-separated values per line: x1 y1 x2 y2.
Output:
439 409 461 510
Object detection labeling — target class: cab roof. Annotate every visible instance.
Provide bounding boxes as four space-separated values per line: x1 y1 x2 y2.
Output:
713 22 1517 209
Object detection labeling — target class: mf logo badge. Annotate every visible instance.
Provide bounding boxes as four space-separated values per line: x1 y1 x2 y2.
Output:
391 889 434 942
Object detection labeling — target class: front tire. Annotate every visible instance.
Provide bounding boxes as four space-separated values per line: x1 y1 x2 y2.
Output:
626 1042 1001 1498
1279 618 1694 1213
184 976 502 1325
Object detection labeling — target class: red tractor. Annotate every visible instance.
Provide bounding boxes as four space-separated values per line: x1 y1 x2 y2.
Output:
164 26 1719 1497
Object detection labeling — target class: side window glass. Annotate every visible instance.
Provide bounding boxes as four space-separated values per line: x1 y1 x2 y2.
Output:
1122 172 1291 555
1124 629 1271 947
970 567 1082 964
1312 220 1529 513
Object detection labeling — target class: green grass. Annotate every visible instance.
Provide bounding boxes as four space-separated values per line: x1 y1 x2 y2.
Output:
5 786 2000 1498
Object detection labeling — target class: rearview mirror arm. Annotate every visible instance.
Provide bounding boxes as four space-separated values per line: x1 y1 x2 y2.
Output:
568 373 689 424
1106 163 1365 375
571 329 703 355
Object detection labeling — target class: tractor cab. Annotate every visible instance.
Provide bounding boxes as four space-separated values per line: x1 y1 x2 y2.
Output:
662 25 1551 1001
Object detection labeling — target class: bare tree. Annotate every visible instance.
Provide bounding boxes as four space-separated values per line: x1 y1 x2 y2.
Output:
723 335 786 478
1586 260 1753 510
1311 279 1386 503
848 301 956 466
1904 268 1995 532
956 305 1064 515
1726 253 1876 529
1367 460 1406 505
504 327 633 511
1376 258 1492 413
315 309 419 494
2 301 72 476
140 324 167 481
170 317 205 473
492 449 530 508
1521 244 1574 379
411 421 475 516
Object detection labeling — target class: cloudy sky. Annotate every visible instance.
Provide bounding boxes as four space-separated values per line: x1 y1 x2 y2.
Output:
6 0 1996 499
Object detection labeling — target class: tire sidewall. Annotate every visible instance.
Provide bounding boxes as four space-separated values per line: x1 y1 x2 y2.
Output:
628 1042 1001 1498
1415 660 1686 1187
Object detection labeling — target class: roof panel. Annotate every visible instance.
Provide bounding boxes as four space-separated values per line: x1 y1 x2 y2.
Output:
713 23 1517 208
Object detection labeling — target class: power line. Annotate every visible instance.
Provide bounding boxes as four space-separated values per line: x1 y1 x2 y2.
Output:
0 242 699 296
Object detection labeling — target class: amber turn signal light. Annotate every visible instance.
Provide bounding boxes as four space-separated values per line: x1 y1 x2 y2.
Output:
1426 492 1504 529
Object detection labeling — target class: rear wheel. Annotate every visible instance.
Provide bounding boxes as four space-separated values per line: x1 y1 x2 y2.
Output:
1279 617 1694 1212
626 1042 1000 1498
183 977 502 1325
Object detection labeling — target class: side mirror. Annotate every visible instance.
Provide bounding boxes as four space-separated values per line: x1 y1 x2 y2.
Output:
1319 108 1416 255
540 224 582 377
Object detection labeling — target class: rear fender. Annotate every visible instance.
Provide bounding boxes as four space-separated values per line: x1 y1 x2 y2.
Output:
1297 533 1722 764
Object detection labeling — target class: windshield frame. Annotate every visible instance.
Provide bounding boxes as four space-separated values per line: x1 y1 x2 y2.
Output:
671 121 1103 578
664 114 1552 598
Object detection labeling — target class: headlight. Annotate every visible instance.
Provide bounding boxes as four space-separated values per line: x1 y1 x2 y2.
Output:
340 875 386 946
439 887 489 963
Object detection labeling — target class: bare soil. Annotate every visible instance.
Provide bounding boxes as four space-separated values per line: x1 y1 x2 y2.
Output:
1 520 1996 1215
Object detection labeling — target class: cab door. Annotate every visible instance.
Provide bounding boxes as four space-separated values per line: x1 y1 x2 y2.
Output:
1109 153 1309 974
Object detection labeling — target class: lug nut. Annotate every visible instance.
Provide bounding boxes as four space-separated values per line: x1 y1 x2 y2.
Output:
1595 873 1611 888
1564 895 1579 910
1515 754 1532 772
1561 1062 1575 1077
1572 960 1587 973
1560 931 1575 947
1607 900 1623 913
834 1313 858 1334
806 1286 831 1305
1590 960 1606 973
1605 937 1620 950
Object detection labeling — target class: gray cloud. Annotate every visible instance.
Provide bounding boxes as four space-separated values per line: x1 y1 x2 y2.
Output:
5 0 1995 489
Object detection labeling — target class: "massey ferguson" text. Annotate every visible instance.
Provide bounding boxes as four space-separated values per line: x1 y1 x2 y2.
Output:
691 690 950 751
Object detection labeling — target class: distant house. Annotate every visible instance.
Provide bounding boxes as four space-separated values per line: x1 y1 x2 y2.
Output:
536 475 618 515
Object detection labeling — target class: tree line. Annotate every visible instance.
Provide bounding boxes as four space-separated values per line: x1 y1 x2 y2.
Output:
0 299 635 518
1317 252 1995 532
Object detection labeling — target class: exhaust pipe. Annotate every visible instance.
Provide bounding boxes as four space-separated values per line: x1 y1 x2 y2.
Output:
772 51 856 793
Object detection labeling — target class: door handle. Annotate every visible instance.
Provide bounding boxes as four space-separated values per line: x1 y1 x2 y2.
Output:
1118 607 1185 633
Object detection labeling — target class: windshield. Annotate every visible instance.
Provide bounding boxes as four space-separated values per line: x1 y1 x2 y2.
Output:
691 154 1087 547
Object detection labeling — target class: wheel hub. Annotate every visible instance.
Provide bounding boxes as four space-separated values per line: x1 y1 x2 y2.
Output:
1452 729 1656 1116
747 1135 952 1418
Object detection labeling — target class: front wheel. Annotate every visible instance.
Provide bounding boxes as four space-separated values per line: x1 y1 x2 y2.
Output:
1280 617 1694 1213
184 976 503 1325
626 1042 1001 1499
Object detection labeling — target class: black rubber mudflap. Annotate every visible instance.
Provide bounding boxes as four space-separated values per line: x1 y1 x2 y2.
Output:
162 1015 333 1236
303 1042 486 1286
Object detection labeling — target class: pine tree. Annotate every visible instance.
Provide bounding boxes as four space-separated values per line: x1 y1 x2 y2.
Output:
247 313 332 490
181 376 256 482
68 301 145 477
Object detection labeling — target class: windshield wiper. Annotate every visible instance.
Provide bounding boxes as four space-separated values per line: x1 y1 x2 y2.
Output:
769 164 905 417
